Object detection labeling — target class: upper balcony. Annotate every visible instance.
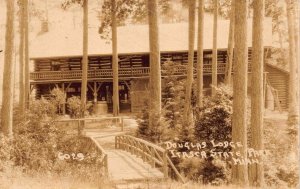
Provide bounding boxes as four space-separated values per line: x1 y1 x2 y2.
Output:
30 63 227 82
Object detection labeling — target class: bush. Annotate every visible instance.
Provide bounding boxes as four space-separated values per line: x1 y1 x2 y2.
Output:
67 96 82 118
50 87 66 114
161 60 197 141
194 85 233 146
264 120 299 188
179 157 230 185
136 99 169 143
185 85 233 185
67 96 92 118
0 135 13 173
29 98 57 119
55 136 106 179
12 104 66 171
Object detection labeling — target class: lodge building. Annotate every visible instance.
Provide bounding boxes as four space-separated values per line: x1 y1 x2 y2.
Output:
29 19 289 114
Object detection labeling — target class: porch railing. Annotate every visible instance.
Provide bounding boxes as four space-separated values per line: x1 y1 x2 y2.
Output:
30 64 227 81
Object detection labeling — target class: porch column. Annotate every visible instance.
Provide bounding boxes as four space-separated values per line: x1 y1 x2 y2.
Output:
63 82 72 115
88 82 102 104
62 83 66 115
93 81 98 103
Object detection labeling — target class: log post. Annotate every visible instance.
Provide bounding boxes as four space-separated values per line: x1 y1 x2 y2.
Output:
163 151 168 179
62 83 66 115
121 117 124 131
151 148 155 168
93 81 98 103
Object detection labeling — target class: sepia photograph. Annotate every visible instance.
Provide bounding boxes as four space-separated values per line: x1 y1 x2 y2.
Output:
0 0 299 188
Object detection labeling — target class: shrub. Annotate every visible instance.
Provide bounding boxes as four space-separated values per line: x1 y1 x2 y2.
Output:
50 87 66 114
179 157 230 185
264 120 299 188
0 135 13 173
12 113 65 171
161 60 197 141
67 96 82 118
136 99 169 143
66 96 92 118
55 136 106 179
194 85 233 146
187 85 233 185
29 98 57 119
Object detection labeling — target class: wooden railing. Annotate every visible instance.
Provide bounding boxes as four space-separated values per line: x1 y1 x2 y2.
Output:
76 136 108 176
55 116 125 134
30 64 227 81
115 135 185 183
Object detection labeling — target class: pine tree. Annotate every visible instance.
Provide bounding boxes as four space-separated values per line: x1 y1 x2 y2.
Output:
112 0 119 116
211 0 218 96
183 0 196 130
1 0 15 138
19 0 25 114
148 0 162 134
196 0 204 108
249 0 264 186
24 0 29 108
231 0 249 186
225 0 234 85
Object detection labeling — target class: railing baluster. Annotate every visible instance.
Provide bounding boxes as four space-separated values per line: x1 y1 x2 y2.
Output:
163 151 168 179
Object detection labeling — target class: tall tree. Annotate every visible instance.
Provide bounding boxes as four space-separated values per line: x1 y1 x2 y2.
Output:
285 2 299 187
1 0 15 138
285 0 299 140
183 0 196 128
196 0 204 108
19 0 25 114
24 0 29 108
224 0 234 85
231 0 249 186
112 0 119 116
211 0 218 96
249 0 264 186
147 0 161 138
81 0 88 127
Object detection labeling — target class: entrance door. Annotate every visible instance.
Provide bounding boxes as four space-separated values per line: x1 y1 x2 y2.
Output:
98 82 130 113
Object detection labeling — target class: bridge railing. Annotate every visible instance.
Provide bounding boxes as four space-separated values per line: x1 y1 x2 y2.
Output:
115 135 185 183
55 116 125 135
81 136 108 176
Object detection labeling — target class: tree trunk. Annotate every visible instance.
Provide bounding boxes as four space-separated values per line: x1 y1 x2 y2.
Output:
211 0 218 96
231 0 249 186
249 0 264 186
19 0 25 114
1 0 15 138
286 0 299 144
292 2 300 187
225 0 235 85
183 0 195 127
24 0 29 108
147 0 161 130
112 0 119 116
80 0 88 131
196 0 204 108
286 3 300 188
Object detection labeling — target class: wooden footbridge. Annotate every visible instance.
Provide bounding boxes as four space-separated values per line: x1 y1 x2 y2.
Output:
66 117 185 185
88 134 184 183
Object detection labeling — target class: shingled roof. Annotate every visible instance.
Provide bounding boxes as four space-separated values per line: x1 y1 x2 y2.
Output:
30 18 272 59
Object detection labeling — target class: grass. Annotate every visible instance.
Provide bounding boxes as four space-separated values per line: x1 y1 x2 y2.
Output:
0 170 113 189
0 174 284 189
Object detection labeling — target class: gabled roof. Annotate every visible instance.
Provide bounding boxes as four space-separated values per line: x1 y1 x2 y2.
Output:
30 18 272 59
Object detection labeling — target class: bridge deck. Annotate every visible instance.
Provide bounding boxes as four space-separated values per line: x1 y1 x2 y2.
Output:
85 121 164 182
105 148 163 181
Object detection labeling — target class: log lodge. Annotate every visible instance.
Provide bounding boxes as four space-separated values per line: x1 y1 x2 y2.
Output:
29 18 289 114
